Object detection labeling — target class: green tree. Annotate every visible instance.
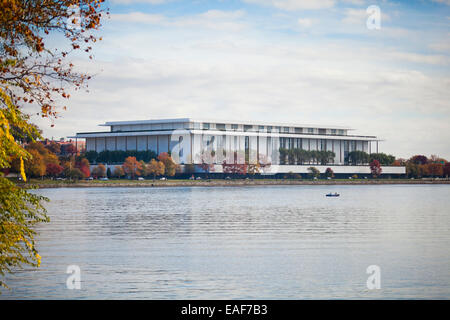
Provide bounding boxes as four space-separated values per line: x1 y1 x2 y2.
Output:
369 153 395 166
0 91 49 289
0 0 106 289
347 151 369 165
307 167 320 179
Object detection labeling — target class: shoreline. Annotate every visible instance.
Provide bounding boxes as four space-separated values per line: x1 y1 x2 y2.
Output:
18 179 450 188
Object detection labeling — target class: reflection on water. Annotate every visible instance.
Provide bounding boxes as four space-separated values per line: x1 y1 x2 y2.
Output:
1 185 450 299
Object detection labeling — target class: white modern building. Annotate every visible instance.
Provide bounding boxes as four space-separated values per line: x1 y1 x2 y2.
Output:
72 118 405 175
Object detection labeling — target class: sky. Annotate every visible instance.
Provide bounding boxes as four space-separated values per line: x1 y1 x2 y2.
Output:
33 0 450 159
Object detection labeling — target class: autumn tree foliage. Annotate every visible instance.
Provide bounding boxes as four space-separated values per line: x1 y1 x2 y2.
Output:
1 0 106 289
91 164 106 178
112 165 125 178
1 0 107 118
247 163 260 176
122 156 142 179
157 152 177 177
76 157 90 178
147 158 165 181
444 163 450 178
46 163 63 178
426 163 443 177
222 161 247 176
325 167 334 178
370 159 382 178
409 155 428 165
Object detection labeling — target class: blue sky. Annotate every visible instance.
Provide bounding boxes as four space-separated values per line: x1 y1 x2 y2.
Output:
34 0 450 159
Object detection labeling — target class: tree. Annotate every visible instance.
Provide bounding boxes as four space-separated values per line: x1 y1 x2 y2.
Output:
122 156 142 179
63 144 77 156
91 164 106 178
279 148 288 165
307 167 320 179
24 149 46 178
325 167 334 178
247 163 261 176
46 163 63 178
409 155 428 165
222 161 247 177
112 165 125 179
76 158 90 178
426 163 443 178
444 163 450 178
45 142 61 155
406 162 420 178
370 153 396 166
84 151 98 164
1 0 106 289
147 159 165 181
347 151 369 165
370 159 382 178
67 168 83 180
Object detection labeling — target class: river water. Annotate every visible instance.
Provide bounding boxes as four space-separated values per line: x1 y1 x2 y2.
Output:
1 184 450 299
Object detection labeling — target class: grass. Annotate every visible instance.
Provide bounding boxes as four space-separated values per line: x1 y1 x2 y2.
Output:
12 177 450 188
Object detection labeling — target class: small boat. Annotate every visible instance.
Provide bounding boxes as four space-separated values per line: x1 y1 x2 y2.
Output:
326 193 340 197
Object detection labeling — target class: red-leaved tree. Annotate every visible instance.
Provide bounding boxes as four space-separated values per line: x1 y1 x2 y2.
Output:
370 159 382 178
46 163 63 178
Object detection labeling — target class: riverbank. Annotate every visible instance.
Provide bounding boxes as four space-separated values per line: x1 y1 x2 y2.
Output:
17 178 450 188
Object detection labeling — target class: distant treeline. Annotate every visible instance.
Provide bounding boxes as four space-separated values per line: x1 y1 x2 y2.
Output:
278 149 396 166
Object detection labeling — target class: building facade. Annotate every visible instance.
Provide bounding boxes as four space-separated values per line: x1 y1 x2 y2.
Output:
72 118 405 175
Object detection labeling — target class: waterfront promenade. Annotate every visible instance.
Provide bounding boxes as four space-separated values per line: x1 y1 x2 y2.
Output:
19 178 450 188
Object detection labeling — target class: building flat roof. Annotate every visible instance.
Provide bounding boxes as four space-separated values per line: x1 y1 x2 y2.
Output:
99 118 353 130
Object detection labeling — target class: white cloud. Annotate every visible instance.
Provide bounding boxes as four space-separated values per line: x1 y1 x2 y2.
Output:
342 8 390 25
110 0 169 4
111 10 247 32
297 18 315 28
387 51 450 66
243 0 336 11
111 12 166 24
429 36 450 52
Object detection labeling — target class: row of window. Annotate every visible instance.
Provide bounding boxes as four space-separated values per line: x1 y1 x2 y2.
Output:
202 123 344 135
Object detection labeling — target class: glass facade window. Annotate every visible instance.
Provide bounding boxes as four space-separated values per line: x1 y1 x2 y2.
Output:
245 136 249 163
231 124 238 130
331 129 336 135
244 125 253 132
258 125 265 131
203 123 210 130
295 127 302 134
320 139 326 151
267 126 272 133
319 128 326 135
308 128 314 134
338 129 344 135
216 123 225 131
284 127 290 133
